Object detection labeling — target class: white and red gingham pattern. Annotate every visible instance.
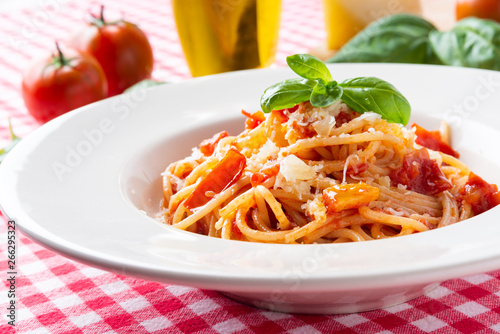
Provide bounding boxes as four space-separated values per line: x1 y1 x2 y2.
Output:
4 233 500 334
1 0 500 333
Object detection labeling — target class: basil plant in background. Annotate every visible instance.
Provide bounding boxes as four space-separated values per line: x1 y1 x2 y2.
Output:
329 14 500 72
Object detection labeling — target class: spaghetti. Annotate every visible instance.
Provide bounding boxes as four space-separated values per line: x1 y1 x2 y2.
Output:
158 101 500 243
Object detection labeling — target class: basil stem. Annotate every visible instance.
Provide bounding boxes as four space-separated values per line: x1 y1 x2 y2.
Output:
310 81 343 107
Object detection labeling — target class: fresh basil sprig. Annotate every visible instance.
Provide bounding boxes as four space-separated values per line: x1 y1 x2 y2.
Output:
260 54 411 125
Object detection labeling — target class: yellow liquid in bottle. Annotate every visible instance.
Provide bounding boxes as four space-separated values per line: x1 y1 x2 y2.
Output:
322 0 365 50
323 0 422 50
173 0 281 77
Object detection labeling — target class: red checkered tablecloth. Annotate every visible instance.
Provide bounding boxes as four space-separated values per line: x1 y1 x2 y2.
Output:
1 0 500 333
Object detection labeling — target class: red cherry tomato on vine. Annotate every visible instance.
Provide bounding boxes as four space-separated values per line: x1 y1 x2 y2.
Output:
68 6 154 97
456 0 500 21
22 43 107 123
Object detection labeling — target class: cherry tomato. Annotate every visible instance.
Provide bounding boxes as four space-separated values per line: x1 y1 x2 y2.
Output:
456 0 500 21
22 43 107 123
68 6 154 96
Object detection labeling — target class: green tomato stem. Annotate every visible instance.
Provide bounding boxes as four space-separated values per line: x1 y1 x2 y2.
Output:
87 5 106 28
53 42 71 68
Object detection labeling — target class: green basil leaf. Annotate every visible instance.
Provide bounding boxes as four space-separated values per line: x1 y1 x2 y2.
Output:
429 17 500 70
0 120 21 164
339 77 411 125
329 14 438 64
260 78 316 113
310 81 342 107
286 54 333 82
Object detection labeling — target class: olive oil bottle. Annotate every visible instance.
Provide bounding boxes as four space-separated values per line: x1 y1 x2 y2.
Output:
173 0 281 76
323 0 422 50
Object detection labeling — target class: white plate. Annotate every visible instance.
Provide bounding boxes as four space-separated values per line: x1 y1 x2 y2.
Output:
2 64 500 314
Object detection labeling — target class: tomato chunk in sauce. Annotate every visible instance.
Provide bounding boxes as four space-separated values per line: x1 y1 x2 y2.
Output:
391 148 452 196
199 131 228 156
250 162 280 187
242 110 265 130
413 123 459 158
460 172 500 215
184 148 246 209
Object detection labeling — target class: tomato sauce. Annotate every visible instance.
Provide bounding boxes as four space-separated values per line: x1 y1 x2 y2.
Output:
347 162 368 176
199 131 229 156
250 162 280 187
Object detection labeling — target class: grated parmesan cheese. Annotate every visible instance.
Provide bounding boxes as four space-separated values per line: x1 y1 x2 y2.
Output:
169 173 185 191
401 125 415 140
379 176 391 187
312 116 336 137
191 148 204 160
274 154 319 199
279 155 316 181
286 102 346 138
357 112 382 122
274 174 311 199
255 140 279 163
397 183 407 190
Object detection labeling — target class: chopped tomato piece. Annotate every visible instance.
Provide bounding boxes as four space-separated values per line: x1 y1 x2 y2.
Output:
242 110 265 130
199 131 228 156
291 120 317 138
271 109 288 123
335 111 357 127
250 162 280 187
391 149 452 196
460 172 500 215
272 104 300 123
323 182 379 213
347 162 368 176
184 148 246 209
412 123 459 158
